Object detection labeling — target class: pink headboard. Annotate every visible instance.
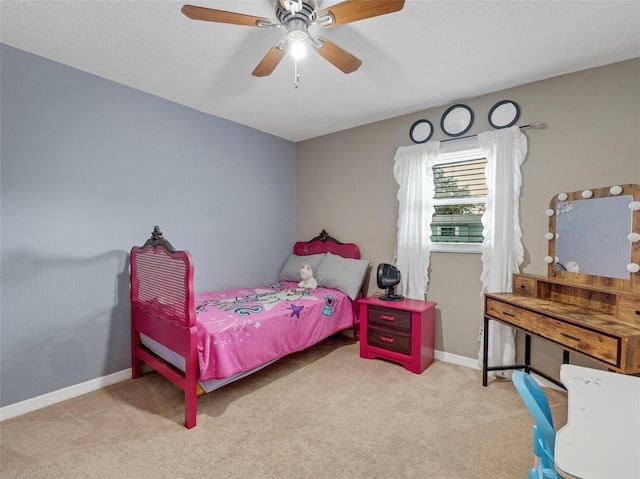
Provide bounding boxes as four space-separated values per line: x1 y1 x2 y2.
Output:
293 229 360 259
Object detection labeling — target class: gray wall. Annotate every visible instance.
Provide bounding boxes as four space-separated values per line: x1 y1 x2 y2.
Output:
0 44 296 407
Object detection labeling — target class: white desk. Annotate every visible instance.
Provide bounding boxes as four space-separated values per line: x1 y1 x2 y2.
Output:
555 364 640 479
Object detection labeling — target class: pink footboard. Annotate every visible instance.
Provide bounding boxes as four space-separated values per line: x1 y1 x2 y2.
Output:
130 227 199 428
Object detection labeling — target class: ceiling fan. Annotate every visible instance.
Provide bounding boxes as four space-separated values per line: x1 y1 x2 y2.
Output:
181 0 405 77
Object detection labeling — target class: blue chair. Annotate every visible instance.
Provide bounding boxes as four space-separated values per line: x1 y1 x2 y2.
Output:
513 370 558 479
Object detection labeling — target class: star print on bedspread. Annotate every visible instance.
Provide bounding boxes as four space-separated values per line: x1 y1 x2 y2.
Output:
288 303 304 318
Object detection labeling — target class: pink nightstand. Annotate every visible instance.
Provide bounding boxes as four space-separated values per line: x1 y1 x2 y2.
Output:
358 295 437 374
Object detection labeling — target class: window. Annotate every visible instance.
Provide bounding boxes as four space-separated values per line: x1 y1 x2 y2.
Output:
437 226 459 237
430 138 487 253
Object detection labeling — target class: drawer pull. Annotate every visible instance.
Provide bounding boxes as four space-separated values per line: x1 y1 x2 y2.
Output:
501 310 516 317
380 336 395 344
636 310 640 315
561 332 581 342
380 314 396 322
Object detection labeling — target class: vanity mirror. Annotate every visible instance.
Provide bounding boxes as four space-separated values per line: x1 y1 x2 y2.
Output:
546 184 640 293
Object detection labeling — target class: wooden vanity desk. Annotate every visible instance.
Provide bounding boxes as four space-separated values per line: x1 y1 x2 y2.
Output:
483 184 640 387
483 273 640 386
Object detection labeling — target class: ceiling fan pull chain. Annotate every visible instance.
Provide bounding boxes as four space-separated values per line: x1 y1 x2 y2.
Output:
294 58 300 89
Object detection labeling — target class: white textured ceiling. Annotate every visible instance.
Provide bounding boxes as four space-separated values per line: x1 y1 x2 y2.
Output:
2 0 639 142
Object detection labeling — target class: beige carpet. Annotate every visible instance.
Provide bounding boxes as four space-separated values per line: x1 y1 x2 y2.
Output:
0 336 567 479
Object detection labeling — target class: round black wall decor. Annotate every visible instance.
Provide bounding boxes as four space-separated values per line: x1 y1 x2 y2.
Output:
441 104 474 137
488 100 520 129
409 119 434 144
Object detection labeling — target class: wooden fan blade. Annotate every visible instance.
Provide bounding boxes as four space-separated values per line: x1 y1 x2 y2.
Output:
181 5 269 27
252 44 287 77
315 36 362 74
319 0 405 27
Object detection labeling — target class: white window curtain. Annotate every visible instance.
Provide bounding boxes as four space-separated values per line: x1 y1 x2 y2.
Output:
477 126 528 378
393 141 441 300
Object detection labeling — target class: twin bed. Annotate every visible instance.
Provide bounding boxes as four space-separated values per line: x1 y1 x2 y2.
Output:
130 227 368 428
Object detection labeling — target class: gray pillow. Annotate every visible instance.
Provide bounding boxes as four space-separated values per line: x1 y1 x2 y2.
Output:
279 253 326 282
315 252 370 300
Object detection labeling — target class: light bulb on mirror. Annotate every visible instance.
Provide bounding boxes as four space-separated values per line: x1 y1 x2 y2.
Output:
628 232 640 243
627 263 640 274
545 209 555 217
610 185 623 195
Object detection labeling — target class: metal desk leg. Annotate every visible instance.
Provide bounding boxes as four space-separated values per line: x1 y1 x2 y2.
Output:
482 316 489 387
524 334 531 373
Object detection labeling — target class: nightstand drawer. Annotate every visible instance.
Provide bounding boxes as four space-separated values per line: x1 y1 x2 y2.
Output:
367 325 411 354
367 306 412 331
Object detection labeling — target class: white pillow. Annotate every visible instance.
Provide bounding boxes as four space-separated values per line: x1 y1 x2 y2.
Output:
315 252 370 300
279 253 326 282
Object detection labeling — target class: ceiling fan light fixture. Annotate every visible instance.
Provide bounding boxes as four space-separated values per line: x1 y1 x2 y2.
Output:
285 17 309 60
285 17 309 43
286 30 308 42
289 40 307 59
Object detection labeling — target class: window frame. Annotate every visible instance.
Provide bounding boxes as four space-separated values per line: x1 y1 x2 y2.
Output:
430 138 487 254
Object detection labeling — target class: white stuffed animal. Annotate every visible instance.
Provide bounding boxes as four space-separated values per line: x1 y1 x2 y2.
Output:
298 263 318 289
565 261 580 273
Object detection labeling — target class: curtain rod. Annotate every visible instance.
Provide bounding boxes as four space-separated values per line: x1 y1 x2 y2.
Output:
440 121 548 143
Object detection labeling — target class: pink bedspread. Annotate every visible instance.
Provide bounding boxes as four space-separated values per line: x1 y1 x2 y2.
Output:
195 281 355 381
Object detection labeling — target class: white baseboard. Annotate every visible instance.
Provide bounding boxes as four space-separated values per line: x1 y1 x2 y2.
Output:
0 350 487 422
0 369 133 422
435 349 480 370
